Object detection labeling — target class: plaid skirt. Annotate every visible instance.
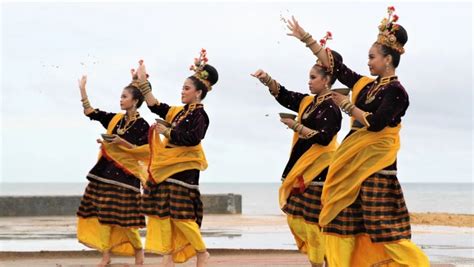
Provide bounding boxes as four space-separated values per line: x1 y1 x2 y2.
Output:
282 184 323 224
77 180 146 228
141 181 203 227
323 174 411 243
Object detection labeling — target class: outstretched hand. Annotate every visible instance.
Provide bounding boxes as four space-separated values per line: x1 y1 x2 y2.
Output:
251 69 270 85
130 68 138 80
78 75 87 91
286 16 307 40
280 118 296 128
331 92 348 106
154 123 168 135
136 59 148 82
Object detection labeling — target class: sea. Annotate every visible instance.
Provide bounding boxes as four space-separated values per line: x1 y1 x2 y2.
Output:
1 182 473 215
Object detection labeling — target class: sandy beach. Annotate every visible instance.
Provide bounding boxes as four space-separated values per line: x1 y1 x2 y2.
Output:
0 250 464 267
0 213 473 266
410 212 474 227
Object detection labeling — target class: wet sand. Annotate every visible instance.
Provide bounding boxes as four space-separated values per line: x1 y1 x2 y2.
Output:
410 212 474 227
0 250 459 267
203 212 474 227
0 214 472 265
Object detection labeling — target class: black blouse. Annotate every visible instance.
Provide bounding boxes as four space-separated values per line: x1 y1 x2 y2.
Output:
333 55 409 171
86 109 149 191
276 86 342 181
148 102 209 185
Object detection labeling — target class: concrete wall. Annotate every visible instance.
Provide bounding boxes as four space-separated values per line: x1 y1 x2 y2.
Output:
0 194 242 216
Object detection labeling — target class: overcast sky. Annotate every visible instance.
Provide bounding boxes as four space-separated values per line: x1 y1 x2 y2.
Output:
1 1 472 183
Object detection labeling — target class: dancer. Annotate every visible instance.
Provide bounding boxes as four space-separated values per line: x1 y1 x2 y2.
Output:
76 75 148 266
137 50 218 267
252 34 341 266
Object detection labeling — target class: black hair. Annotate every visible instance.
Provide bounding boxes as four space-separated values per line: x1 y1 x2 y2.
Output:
124 85 144 108
188 64 219 100
377 24 408 68
312 50 343 86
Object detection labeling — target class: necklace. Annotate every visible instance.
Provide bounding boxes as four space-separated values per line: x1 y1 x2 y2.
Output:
302 92 332 120
116 112 140 135
171 103 203 128
365 75 398 104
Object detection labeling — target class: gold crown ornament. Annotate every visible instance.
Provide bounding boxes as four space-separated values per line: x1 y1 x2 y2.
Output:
376 6 405 54
189 49 212 91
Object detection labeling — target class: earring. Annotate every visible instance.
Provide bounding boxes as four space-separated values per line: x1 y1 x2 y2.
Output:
325 84 330 90
385 63 390 71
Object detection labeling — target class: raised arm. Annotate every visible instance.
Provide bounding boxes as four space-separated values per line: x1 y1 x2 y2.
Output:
251 69 307 113
78 75 116 128
134 60 159 107
286 16 330 69
78 75 94 115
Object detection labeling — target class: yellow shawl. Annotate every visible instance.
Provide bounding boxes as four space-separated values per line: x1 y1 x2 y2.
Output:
148 106 208 184
100 113 150 185
278 96 338 209
319 77 401 226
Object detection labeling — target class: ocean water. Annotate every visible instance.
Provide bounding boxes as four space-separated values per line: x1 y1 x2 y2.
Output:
1 182 473 215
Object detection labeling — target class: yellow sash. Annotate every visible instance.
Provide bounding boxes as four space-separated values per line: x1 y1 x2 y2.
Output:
278 96 338 208
319 76 401 227
100 113 150 185
350 76 374 125
148 106 208 184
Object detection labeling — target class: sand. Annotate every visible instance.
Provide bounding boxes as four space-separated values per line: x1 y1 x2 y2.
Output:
410 212 474 227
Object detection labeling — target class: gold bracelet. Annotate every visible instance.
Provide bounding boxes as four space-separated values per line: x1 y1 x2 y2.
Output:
163 128 172 139
313 46 323 56
265 75 272 85
341 102 355 116
297 124 304 134
269 82 280 97
81 99 92 109
347 103 355 114
306 40 317 47
339 99 350 108
261 74 273 86
138 80 152 95
141 87 151 96
300 32 312 43
342 101 352 111
292 122 299 131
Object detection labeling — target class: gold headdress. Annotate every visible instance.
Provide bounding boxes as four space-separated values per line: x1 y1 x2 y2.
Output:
376 6 405 54
189 49 212 91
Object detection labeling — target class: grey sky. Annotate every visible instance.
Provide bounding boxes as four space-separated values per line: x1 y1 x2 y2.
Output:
1 2 472 183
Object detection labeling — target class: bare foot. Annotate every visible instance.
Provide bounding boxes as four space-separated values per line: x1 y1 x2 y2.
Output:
97 251 111 266
135 248 145 265
196 251 210 267
161 254 174 267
